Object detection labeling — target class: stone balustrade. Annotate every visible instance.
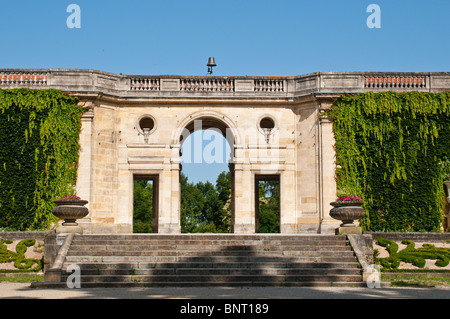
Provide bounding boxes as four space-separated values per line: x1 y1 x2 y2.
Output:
0 69 449 97
254 78 285 92
180 78 234 92
130 78 160 91
0 70 48 86
364 74 427 89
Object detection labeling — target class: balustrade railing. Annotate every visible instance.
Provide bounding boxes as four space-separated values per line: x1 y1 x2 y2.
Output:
0 71 47 86
130 78 160 91
180 78 234 92
364 75 427 89
254 79 284 92
0 70 443 95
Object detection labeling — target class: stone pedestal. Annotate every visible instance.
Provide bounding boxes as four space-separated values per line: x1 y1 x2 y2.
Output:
55 225 83 234
336 226 362 235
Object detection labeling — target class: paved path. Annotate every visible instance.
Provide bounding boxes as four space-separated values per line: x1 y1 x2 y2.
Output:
1 282 449 299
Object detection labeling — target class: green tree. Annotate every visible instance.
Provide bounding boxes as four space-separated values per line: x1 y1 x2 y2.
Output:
198 181 225 232
180 173 206 233
216 171 231 203
214 171 232 232
180 171 232 233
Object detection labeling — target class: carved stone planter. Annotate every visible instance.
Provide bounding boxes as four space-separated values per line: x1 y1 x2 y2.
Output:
329 200 365 227
52 199 89 226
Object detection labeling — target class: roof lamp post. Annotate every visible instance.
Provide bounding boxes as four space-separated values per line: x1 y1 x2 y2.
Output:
207 57 216 75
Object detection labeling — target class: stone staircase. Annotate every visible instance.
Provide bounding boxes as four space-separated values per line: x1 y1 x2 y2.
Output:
55 234 365 287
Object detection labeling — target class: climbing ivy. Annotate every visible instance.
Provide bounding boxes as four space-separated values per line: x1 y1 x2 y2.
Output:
327 91 450 232
0 89 85 230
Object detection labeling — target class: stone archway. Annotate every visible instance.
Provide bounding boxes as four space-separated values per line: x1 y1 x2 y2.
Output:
172 110 241 146
174 111 238 232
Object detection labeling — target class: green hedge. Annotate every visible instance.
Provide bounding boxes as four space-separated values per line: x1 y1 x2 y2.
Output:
0 89 85 230
375 238 450 270
0 239 43 272
327 91 450 232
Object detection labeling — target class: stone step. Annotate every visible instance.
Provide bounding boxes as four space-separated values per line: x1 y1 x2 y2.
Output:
73 234 346 241
64 261 360 270
67 244 353 252
62 274 363 284
65 255 358 263
70 239 349 247
48 280 368 288
63 267 362 276
55 234 364 287
66 250 355 258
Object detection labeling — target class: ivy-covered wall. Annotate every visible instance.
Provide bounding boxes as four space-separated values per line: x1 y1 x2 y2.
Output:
0 89 85 230
327 91 450 232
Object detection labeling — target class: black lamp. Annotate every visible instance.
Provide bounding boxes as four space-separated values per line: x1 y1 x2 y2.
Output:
207 57 216 75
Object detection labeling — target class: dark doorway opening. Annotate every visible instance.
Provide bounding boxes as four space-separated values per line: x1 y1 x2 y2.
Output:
133 175 159 233
255 175 280 233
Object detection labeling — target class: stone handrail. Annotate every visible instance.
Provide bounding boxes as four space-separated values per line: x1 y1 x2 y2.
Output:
0 69 448 97
44 232 75 283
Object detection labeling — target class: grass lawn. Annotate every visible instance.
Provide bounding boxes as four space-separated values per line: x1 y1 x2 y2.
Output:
382 273 450 288
0 274 44 283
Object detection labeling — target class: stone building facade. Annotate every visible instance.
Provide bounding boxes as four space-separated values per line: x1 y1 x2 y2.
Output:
1 69 448 234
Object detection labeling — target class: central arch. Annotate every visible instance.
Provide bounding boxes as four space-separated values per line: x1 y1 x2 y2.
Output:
172 110 241 146
174 111 239 233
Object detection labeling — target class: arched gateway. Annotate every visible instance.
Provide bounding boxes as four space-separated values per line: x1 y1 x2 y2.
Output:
78 74 315 234
2 69 441 234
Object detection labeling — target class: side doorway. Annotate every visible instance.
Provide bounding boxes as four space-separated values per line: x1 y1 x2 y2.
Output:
133 175 159 233
255 175 280 233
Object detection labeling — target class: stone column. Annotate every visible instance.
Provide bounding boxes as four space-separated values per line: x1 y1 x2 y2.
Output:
233 165 255 233
157 167 179 234
280 169 297 233
318 112 340 234
76 107 94 234
169 164 181 234
115 167 133 234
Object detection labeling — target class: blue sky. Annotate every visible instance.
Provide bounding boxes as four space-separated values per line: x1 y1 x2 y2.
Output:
1 0 449 183
181 131 231 184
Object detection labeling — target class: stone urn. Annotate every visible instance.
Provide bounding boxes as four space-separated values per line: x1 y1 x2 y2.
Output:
52 199 89 226
329 200 365 227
